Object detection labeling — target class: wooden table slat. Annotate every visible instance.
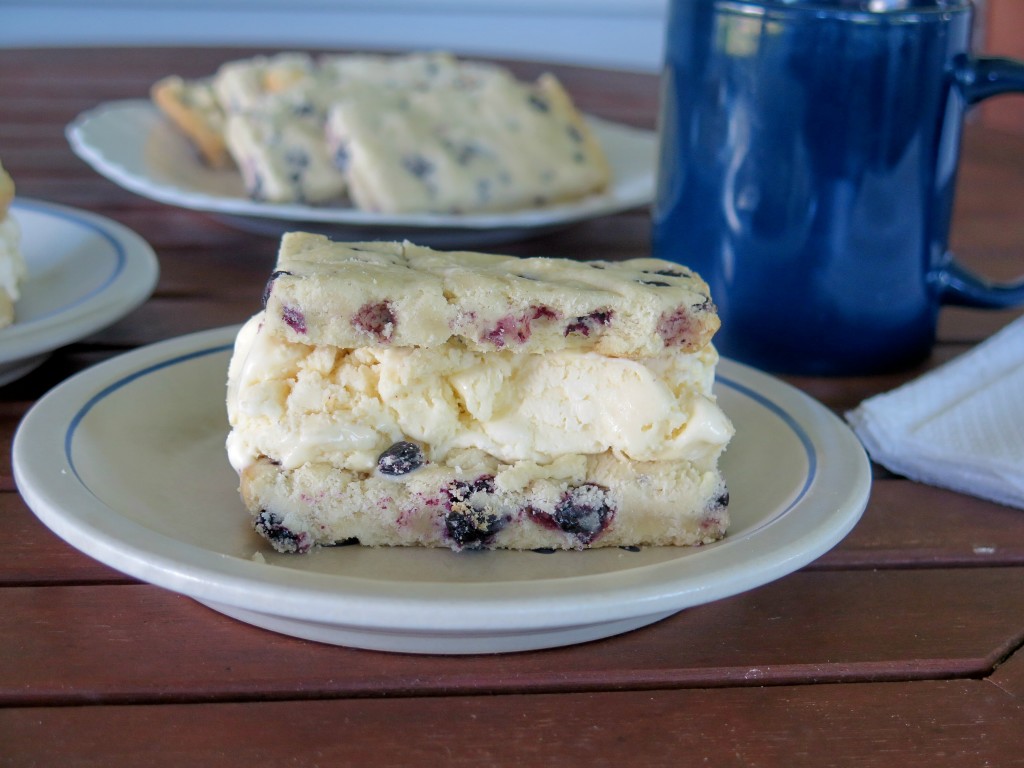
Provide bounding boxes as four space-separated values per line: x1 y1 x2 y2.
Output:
991 646 1024 703
812 478 1024 569
2 679 1023 768
3 569 1023 706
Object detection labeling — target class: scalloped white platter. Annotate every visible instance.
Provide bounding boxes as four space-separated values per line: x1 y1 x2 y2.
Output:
13 325 870 654
0 199 159 385
67 99 656 247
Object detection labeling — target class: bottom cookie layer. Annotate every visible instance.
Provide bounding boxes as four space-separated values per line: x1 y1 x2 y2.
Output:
239 448 729 553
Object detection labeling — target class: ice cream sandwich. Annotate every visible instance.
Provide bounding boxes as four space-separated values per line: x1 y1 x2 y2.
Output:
226 234 733 552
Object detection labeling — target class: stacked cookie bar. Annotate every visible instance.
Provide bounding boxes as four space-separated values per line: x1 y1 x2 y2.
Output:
152 52 610 213
226 234 733 553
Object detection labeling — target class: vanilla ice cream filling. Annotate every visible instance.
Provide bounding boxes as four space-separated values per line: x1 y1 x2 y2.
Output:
227 314 733 473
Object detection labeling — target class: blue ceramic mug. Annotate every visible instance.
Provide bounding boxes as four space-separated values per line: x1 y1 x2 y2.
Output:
652 0 1024 375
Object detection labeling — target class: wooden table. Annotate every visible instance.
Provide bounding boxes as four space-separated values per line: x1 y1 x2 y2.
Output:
2 47 1024 766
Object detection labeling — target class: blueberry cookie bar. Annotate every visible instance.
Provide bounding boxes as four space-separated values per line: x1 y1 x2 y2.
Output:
225 108 348 204
324 71 609 214
0 160 26 329
227 234 733 553
150 76 231 168
211 52 317 114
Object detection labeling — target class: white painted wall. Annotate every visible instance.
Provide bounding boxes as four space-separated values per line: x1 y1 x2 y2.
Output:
0 0 669 72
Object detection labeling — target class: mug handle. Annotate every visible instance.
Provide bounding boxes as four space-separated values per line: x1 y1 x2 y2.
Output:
938 56 1024 308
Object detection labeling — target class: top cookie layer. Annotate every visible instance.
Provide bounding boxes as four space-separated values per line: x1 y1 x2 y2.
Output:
261 233 719 357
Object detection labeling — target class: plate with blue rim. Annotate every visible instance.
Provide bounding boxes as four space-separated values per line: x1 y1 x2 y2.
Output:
67 100 655 248
0 199 159 386
12 325 870 654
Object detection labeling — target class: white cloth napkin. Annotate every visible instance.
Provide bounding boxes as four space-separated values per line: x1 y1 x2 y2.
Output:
846 315 1024 510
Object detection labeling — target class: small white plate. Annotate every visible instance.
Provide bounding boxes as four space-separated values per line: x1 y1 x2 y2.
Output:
13 326 870 654
0 199 159 385
66 100 656 247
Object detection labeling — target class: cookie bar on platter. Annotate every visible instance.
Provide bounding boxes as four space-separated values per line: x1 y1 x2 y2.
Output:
150 51 611 212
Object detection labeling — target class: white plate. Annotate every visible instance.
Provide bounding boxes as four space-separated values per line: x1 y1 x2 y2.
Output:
66 100 656 247
0 199 159 385
13 326 870 654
